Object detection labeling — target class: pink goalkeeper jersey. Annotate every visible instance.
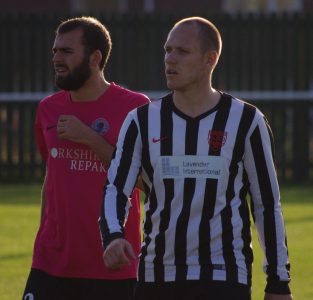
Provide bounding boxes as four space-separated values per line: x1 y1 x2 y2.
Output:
32 83 149 279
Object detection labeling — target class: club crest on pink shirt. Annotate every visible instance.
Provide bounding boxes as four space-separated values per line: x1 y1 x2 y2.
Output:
91 118 109 135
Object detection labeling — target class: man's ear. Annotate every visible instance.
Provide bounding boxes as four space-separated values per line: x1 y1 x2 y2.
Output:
90 50 102 68
206 50 219 69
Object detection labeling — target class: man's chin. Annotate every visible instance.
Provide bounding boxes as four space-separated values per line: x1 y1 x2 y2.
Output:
55 77 66 89
55 79 75 91
166 82 176 90
167 83 183 92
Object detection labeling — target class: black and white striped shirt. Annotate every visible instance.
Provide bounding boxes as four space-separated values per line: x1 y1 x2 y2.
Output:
100 92 290 293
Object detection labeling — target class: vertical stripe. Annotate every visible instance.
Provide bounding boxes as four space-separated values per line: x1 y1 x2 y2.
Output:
99 183 111 245
175 118 199 281
250 125 278 280
239 169 253 286
264 116 276 163
222 103 256 282
139 187 158 281
114 120 139 222
137 104 155 281
138 104 153 184
154 96 174 282
199 94 231 280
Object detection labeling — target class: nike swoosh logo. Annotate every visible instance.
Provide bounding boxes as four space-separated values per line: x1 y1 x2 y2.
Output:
152 137 168 143
46 125 57 130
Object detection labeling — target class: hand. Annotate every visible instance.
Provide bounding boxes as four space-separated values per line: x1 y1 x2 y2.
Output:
57 115 93 144
57 114 114 164
264 293 293 300
103 238 136 270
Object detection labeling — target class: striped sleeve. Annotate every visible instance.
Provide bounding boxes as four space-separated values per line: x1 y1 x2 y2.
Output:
99 110 143 247
243 113 291 294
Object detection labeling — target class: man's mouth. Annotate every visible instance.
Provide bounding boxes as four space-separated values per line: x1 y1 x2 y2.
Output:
54 65 69 74
166 69 177 75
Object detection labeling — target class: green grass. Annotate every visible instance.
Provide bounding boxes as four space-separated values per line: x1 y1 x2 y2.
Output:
0 184 312 299
251 185 313 298
0 184 42 299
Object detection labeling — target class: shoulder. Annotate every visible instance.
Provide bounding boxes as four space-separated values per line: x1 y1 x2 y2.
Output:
110 83 150 107
223 91 263 118
36 91 68 117
136 93 169 116
39 90 67 107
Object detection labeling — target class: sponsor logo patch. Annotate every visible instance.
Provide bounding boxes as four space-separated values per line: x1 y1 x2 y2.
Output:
159 155 226 179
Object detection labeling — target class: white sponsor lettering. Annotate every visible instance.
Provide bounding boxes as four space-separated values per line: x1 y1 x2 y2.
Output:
85 160 92 170
80 149 90 160
70 160 107 173
51 147 99 160
59 148 65 158
159 155 225 179
50 147 106 173
99 164 107 173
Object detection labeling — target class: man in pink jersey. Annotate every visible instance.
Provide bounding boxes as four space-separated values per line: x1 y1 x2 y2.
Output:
22 16 149 300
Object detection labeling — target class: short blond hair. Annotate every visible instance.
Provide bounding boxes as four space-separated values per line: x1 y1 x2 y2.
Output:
173 16 222 55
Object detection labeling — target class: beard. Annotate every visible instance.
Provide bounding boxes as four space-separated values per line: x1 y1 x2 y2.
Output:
55 55 91 91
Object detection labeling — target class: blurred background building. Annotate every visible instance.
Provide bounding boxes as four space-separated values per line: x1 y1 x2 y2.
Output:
1 0 313 14
0 0 312 182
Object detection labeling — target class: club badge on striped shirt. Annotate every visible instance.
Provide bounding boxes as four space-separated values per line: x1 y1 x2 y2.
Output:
208 130 227 152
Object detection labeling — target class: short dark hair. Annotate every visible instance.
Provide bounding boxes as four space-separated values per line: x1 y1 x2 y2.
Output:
56 16 112 70
174 17 222 55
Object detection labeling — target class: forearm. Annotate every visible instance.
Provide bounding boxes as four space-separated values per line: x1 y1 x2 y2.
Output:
99 183 129 248
84 130 114 165
57 115 114 165
99 112 142 247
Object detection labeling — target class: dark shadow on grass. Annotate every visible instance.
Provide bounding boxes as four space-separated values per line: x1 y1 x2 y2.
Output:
285 215 313 224
280 183 313 204
0 252 31 260
0 198 41 205
0 183 312 205
0 184 42 205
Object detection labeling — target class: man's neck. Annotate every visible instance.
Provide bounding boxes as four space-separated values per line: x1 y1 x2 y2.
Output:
173 87 221 118
69 74 110 102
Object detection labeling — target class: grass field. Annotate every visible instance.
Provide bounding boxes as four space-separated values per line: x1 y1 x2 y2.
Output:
0 184 312 299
